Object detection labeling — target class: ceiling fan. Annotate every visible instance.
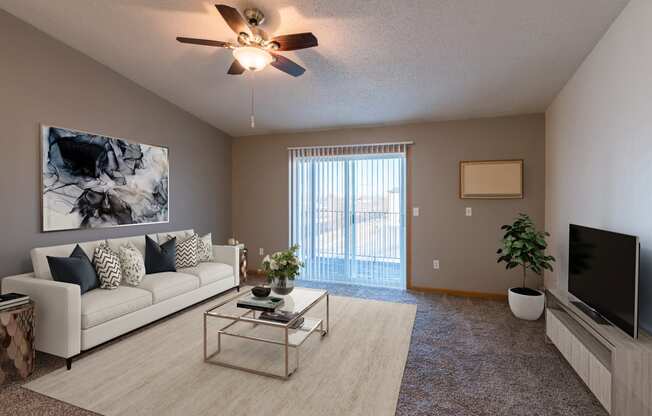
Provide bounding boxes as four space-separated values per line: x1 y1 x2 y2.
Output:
176 4 318 77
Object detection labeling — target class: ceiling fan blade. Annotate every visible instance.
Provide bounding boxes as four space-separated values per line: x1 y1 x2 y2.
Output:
270 53 306 77
227 60 246 75
272 32 318 51
215 4 249 35
176 37 231 48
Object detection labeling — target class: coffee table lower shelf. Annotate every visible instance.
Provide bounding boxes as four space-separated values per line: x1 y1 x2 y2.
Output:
203 289 329 380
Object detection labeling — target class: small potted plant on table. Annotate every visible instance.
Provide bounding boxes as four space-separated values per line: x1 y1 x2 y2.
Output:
497 214 555 320
261 245 304 295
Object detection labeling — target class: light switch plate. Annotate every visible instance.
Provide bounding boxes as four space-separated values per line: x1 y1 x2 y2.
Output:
433 260 440 270
465 207 472 216
259 248 264 256
413 207 420 217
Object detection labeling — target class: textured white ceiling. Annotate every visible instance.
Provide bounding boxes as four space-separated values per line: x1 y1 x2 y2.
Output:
1 0 629 137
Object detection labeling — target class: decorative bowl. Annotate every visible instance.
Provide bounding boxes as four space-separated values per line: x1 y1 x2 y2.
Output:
251 286 271 298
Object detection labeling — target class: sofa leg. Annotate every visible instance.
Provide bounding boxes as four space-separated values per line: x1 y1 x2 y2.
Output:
66 357 72 370
236 286 240 292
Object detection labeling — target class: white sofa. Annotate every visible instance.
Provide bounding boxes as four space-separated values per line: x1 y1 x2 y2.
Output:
1 229 239 368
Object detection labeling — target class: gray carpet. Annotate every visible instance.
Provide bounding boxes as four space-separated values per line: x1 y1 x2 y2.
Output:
0 280 606 416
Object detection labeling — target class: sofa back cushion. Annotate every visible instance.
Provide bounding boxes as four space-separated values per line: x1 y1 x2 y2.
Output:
156 229 194 244
31 240 105 280
105 234 158 258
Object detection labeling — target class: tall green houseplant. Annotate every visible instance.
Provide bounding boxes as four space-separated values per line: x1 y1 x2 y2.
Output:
497 213 555 288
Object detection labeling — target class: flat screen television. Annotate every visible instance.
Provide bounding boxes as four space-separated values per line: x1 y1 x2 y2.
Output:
568 224 640 338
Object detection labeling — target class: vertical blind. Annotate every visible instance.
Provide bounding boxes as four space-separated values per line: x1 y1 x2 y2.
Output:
289 142 409 289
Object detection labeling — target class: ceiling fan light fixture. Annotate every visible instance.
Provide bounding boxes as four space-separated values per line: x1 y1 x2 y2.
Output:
232 46 273 71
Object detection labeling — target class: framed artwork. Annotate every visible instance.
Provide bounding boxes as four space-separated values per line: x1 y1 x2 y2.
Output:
41 125 169 232
459 159 523 199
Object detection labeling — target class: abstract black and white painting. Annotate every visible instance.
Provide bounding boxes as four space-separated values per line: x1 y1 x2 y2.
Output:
41 126 169 231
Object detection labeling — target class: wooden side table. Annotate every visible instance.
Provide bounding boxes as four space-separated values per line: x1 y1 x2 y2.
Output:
0 301 35 383
239 246 248 283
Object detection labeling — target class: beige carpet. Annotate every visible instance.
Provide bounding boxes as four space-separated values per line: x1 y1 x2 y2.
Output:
25 292 416 416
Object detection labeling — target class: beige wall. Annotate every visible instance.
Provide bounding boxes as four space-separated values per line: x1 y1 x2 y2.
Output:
546 0 652 331
0 10 232 277
233 115 545 294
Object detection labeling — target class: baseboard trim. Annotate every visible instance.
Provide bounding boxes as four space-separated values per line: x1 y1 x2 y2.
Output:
242 272 507 301
409 286 507 301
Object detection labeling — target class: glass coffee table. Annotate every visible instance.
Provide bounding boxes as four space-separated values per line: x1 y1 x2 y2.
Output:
203 287 329 379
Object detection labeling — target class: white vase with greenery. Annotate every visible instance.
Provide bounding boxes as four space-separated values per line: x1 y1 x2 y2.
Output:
261 245 304 295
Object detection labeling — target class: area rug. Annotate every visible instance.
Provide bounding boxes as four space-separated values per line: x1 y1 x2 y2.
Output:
25 292 416 416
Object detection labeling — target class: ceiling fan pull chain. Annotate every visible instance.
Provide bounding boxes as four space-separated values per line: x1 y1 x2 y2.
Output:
250 74 256 129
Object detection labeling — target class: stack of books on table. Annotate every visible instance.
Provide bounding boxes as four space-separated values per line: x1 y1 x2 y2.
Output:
236 296 284 313
0 293 30 312
259 310 305 329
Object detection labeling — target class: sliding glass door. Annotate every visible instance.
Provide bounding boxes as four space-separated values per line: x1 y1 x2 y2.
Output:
290 146 406 289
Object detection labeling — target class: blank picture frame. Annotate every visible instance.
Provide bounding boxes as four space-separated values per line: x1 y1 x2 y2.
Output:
459 160 523 199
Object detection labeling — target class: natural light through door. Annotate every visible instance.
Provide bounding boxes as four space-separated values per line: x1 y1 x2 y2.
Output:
289 143 407 289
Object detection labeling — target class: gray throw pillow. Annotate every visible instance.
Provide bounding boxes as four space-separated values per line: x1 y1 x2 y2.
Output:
145 235 176 274
47 245 99 294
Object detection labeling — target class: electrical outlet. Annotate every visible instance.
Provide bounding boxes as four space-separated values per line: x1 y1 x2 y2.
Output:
413 207 420 217
433 260 440 270
465 207 472 216
259 248 264 256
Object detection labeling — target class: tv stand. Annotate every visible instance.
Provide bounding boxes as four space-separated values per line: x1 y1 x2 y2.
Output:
546 288 652 415
569 301 610 325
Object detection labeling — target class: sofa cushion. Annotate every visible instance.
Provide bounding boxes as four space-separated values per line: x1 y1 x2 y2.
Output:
156 229 194 245
138 272 199 303
106 234 158 258
81 286 152 329
31 240 105 280
47 245 100 294
179 262 233 286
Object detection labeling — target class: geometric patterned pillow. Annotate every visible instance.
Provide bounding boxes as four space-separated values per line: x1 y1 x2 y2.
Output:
196 233 213 262
118 242 146 286
93 243 122 290
170 234 198 269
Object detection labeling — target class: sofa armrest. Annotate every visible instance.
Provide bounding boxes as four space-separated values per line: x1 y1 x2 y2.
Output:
212 245 240 286
2 273 81 359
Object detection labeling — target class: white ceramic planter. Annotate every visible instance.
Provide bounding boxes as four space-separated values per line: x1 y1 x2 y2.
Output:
508 288 545 320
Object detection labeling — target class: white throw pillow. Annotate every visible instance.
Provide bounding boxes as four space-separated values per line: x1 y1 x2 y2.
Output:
118 242 146 286
196 233 213 262
93 243 122 290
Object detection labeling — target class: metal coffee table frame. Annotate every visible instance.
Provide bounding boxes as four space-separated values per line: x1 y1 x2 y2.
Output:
203 288 329 379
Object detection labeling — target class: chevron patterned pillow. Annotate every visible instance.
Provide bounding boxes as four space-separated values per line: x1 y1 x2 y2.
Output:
170 234 199 269
93 243 122 289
